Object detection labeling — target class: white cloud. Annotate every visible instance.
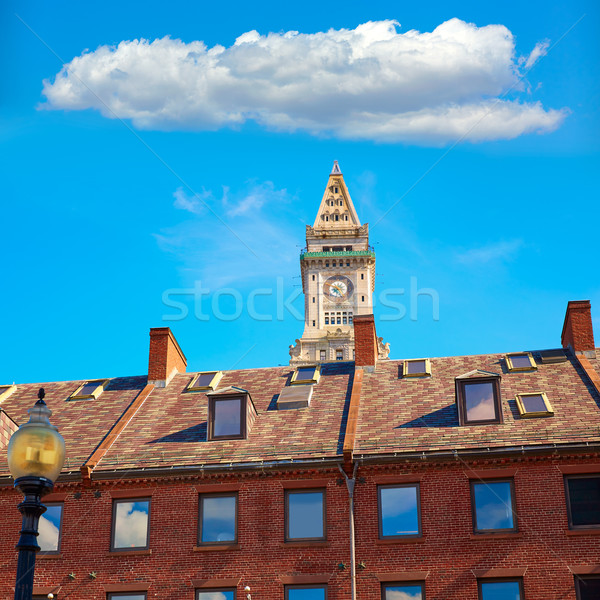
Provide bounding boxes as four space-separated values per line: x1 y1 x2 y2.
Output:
524 40 550 70
155 181 302 287
456 239 523 265
41 19 566 144
173 187 211 214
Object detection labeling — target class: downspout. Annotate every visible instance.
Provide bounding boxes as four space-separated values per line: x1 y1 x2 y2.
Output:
338 462 358 600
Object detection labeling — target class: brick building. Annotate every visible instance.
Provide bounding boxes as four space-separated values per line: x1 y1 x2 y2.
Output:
1 167 600 600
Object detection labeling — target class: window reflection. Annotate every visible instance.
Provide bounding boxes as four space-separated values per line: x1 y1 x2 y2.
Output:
112 500 150 549
286 585 326 600
197 591 235 600
200 494 237 543
480 580 521 600
464 382 496 421
287 490 324 540
39 503 62 552
379 485 420 537
214 399 241 437
472 481 515 531
383 584 423 599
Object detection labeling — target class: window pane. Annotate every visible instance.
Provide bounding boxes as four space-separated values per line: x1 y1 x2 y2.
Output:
214 399 241 437
406 360 427 375
380 486 420 536
577 577 600 600
77 381 100 396
383 584 423 599
520 394 547 413
113 500 149 549
39 504 62 551
201 495 236 542
568 477 600 527
296 367 316 381
509 355 532 369
464 382 496 421
480 581 521 600
473 482 514 530
288 491 324 539
195 373 216 387
287 586 326 600
197 592 235 600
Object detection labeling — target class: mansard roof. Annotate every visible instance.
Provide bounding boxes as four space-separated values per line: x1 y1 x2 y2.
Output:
1 342 599 482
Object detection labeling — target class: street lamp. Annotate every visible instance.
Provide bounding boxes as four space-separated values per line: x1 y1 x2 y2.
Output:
7 388 65 600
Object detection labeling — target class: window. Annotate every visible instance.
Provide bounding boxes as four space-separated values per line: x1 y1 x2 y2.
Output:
471 480 516 533
312 297 315 303
312 320 316 327
333 261 336 267
576 576 600 600
285 585 326 600
346 261 350 266
515 392 553 417
382 583 424 599
111 499 150 551
285 489 325 541
333 186 339 193
312 275 315 281
320 350 326 361
456 377 502 425
336 350 343 361
361 296 365 302
349 314 353 324
342 315 347 324
209 397 243 439
505 353 537 372
540 348 567 363
336 315 341 324
39 503 63 553
325 316 329 325
197 591 235 600
335 215 339 221
565 475 600 529
70 379 108 400
108 595 147 600
290 365 321 385
325 262 329 267
188 371 223 392
0 384 16 402
403 359 431 377
478 579 523 600
378 484 421 538
198 493 237 544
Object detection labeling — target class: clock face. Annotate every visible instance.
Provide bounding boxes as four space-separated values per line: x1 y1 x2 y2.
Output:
323 275 354 302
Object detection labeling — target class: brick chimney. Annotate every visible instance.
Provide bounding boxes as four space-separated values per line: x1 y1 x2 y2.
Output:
354 314 378 368
561 300 596 357
148 327 187 387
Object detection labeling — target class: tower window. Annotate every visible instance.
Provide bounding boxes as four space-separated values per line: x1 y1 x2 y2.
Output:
325 316 329 325
312 297 315 303
312 320 315 327
334 187 339 193
361 296 365 302
346 262 350 267
345 215 348 221
312 275 315 281
325 262 329 267
361 274 364 280
343 316 347 324
336 349 343 361
325 216 329 221
349 314 353 324
333 261 336 267
335 215 339 221
320 350 326 361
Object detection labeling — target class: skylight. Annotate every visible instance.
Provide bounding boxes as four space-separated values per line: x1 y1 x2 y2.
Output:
0 384 16 403
290 365 321 385
403 359 431 377
505 353 537 372
515 392 553 417
188 371 223 392
70 380 108 400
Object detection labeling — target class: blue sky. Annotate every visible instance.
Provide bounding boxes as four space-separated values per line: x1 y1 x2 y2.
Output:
1 0 598 384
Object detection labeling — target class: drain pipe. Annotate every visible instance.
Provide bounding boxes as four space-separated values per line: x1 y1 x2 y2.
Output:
338 461 358 600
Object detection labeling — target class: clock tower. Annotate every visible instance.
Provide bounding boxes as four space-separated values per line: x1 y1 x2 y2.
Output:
289 161 390 365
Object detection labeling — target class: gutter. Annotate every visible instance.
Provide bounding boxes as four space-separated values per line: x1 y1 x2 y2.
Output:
338 462 358 600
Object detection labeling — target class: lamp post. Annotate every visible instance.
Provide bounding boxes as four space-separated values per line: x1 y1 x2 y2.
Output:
7 388 66 600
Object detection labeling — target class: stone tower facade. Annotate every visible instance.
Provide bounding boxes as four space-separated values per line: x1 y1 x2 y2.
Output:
289 161 389 365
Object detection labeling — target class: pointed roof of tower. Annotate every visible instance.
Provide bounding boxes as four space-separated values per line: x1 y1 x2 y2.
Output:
312 161 361 229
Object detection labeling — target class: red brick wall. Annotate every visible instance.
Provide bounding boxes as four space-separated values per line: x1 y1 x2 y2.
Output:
561 300 595 352
0 457 597 599
148 327 187 383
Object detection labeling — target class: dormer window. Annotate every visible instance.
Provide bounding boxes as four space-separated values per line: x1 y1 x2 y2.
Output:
188 371 223 392
290 365 321 385
455 372 502 425
402 359 431 377
69 379 108 400
505 353 537 372
515 392 553 417
207 387 256 440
